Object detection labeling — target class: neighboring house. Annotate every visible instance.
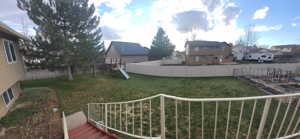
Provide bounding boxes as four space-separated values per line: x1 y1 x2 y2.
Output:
271 45 300 63
185 40 233 65
232 45 260 61
105 41 149 65
271 45 300 53
0 21 27 118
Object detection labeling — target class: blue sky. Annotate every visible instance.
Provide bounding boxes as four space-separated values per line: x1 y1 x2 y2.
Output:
1 0 300 50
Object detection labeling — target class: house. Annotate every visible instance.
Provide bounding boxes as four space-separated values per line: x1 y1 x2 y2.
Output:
271 45 300 53
0 21 27 118
271 45 300 63
105 41 149 65
185 40 233 65
232 45 258 61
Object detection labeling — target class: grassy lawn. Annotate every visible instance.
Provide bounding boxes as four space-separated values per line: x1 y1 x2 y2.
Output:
20 73 300 138
21 73 264 115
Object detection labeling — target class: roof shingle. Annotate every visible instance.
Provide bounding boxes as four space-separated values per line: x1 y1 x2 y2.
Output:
110 41 149 56
185 40 230 48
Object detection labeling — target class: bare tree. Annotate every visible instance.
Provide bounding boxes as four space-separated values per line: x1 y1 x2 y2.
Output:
236 24 259 46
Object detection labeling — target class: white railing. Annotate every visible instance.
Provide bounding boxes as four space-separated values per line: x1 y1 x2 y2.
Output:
88 93 300 139
62 112 69 139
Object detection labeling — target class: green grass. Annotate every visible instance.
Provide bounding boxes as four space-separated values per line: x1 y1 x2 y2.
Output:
20 73 300 138
0 88 51 127
21 73 263 115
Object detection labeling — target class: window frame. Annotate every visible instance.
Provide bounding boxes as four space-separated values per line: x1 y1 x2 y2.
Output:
3 39 17 64
2 88 15 106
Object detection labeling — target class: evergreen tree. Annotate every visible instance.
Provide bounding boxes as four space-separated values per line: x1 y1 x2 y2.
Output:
149 27 175 60
17 0 104 80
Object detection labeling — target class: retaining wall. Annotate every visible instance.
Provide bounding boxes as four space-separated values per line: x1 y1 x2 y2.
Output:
126 61 300 77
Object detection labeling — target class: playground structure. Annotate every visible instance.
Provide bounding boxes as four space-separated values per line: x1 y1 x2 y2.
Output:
103 58 130 80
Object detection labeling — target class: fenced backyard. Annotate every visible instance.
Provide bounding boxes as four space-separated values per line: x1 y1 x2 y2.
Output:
21 73 300 139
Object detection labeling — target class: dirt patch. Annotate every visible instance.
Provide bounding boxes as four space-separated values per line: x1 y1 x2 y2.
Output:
0 88 63 139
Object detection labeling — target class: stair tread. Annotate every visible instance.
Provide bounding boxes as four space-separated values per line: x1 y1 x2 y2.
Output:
69 125 95 137
68 122 120 139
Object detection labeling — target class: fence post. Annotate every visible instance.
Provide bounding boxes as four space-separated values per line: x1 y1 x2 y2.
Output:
256 98 272 139
88 104 90 121
160 95 166 139
105 104 108 132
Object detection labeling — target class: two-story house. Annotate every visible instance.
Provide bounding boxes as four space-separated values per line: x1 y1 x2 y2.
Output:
0 21 27 118
105 41 149 65
185 40 233 65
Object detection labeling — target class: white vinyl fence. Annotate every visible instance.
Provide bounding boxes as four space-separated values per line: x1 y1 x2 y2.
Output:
126 62 300 77
25 70 66 80
88 93 300 139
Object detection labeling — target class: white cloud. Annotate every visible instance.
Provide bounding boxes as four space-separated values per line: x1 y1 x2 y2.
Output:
253 7 269 20
135 9 144 16
150 0 243 50
291 23 299 27
2 0 246 51
252 25 282 32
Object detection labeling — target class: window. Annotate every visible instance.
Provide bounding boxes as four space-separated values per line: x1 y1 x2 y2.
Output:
2 88 14 105
194 47 199 52
4 40 17 63
195 56 200 62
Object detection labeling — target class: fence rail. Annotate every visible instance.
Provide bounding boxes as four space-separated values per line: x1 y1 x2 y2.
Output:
88 93 300 139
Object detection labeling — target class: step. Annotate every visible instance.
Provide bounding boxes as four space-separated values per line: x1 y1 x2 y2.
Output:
68 122 120 139
69 123 92 134
69 124 95 138
72 128 99 139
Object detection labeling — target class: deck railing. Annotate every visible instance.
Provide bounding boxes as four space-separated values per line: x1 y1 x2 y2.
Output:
62 112 69 139
88 93 300 139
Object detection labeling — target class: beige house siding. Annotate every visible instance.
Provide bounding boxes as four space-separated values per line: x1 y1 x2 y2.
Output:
105 46 121 64
0 38 25 94
0 82 22 118
186 46 233 65
105 45 148 64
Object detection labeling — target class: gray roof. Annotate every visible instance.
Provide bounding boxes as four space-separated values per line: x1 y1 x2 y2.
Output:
185 40 230 48
0 21 28 40
109 41 149 56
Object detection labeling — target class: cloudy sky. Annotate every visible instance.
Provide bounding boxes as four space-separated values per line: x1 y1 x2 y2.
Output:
1 0 300 50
